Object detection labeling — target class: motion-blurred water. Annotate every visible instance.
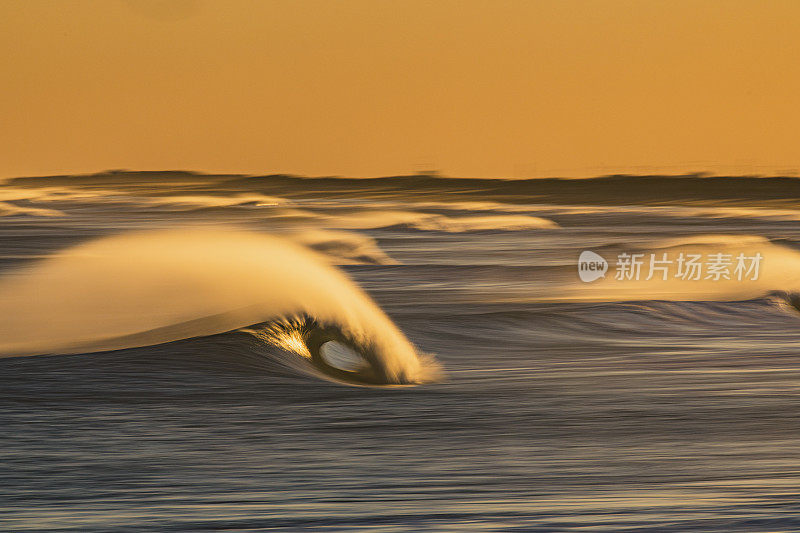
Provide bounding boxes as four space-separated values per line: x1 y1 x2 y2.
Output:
3 172 800 531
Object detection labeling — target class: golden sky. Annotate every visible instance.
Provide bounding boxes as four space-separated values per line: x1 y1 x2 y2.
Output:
1 0 798 178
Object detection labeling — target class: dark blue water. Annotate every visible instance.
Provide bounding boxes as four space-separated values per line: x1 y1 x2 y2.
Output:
3 172 800 531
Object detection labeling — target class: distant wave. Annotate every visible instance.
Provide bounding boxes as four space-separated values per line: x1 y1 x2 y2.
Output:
410 214 559 232
12 171 800 206
566 235 800 303
7 173 800 226
651 235 772 249
0 229 441 385
545 205 800 222
0 185 120 205
145 193 288 209
0 201 64 217
321 210 559 232
287 229 397 265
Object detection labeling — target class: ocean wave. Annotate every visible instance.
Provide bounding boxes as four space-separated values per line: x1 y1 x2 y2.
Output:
502 204 800 222
568 235 800 303
321 210 559 231
651 235 772 249
144 193 288 209
0 201 64 217
287 229 397 265
0 228 440 385
11 171 800 206
410 214 559 231
408 200 535 213
0 183 291 213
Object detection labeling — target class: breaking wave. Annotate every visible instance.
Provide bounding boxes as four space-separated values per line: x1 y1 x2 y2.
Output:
286 229 397 265
569 235 800 303
0 229 441 385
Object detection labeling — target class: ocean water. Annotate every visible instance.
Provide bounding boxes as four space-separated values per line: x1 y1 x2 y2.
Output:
3 172 800 531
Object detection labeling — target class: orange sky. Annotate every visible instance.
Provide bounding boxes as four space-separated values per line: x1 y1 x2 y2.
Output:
1 0 798 178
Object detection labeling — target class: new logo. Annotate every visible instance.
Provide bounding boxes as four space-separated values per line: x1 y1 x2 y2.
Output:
578 251 608 282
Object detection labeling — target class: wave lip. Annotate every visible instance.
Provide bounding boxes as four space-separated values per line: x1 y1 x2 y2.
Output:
245 317 441 386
